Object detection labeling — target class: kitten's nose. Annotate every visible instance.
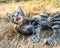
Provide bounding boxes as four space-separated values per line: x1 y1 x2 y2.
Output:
16 16 20 21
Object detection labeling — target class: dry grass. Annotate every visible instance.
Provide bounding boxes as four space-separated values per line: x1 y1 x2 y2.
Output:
0 0 60 17
0 0 60 48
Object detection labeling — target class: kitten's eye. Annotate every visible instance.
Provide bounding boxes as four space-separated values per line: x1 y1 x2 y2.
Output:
18 12 20 14
12 15 14 17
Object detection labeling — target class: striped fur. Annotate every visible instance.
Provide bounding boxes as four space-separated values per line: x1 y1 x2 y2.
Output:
32 12 60 45
44 12 60 45
32 13 51 42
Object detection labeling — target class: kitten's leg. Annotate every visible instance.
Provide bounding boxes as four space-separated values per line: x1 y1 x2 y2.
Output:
44 29 58 45
32 27 41 42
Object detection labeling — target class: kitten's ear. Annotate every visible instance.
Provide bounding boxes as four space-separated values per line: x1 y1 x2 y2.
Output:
17 6 25 16
17 6 22 11
6 12 11 18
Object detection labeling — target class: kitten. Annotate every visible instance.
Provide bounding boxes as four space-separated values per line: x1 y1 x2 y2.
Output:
6 6 33 35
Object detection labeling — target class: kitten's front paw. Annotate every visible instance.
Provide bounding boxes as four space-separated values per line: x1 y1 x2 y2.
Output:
14 25 20 32
14 24 17 29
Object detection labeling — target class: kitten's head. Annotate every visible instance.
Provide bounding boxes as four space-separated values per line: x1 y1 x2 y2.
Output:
6 6 24 24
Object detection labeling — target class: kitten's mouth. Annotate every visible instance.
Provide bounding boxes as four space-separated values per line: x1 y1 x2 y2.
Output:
16 16 21 21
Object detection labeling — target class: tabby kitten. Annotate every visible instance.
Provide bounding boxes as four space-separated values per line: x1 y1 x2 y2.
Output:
6 6 33 35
